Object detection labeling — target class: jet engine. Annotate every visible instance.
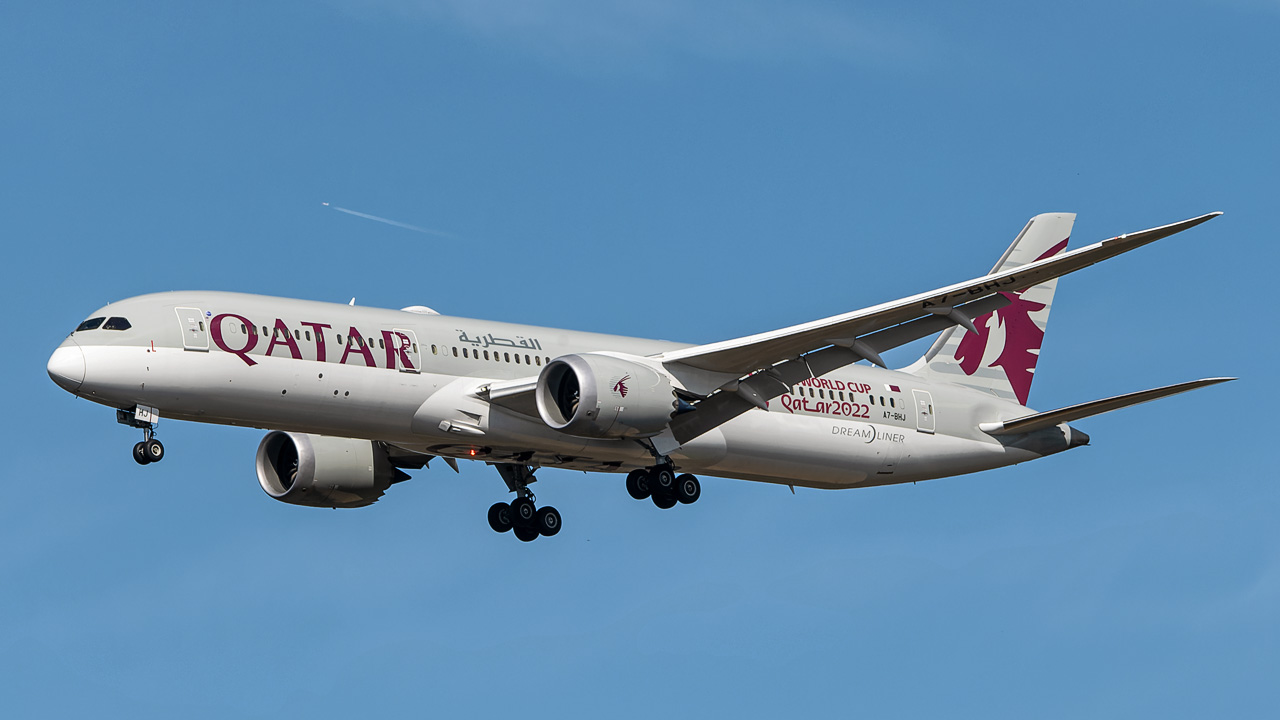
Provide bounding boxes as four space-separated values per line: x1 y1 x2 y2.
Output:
536 353 679 439
255 432 409 508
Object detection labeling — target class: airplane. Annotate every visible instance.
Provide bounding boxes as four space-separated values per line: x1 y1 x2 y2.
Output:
46 211 1232 541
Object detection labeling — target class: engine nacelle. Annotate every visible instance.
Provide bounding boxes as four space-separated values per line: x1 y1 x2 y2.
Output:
536 353 678 439
255 432 408 509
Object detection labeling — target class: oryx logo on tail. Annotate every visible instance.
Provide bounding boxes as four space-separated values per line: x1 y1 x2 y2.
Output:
952 238 1068 405
910 213 1076 406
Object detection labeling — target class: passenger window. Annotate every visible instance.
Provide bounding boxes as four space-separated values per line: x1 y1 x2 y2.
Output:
535 356 541 366
262 326 268 336
379 338 385 350
199 322 205 331
818 389 824 399
306 331 312 341
515 354 521 364
463 348 469 358
240 323 246 334
484 350 490 360
452 347 458 357
890 398 895 408
504 352 511 362
879 396 885 405
524 355 530 364
293 329 300 340
103 317 131 330
412 344 417 353
432 344 438 355
337 334 344 344
839 391 845 401
75 317 105 332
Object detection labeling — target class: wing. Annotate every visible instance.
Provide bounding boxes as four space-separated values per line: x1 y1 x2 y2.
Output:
660 212 1220 377
657 212 1221 448
473 212 1221 452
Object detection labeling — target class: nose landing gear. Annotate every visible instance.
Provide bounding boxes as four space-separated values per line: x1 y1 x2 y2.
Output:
132 433 165 465
119 406 164 465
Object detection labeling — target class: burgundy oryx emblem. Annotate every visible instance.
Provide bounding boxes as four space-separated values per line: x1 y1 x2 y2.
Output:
612 375 631 397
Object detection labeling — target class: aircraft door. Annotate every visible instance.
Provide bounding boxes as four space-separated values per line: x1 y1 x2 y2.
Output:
175 307 209 351
913 389 935 434
392 328 421 373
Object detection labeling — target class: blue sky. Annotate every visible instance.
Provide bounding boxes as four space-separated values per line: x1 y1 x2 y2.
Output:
2 1 1276 717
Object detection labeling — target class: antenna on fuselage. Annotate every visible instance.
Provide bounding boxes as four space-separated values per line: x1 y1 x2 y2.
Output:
349 298 356 306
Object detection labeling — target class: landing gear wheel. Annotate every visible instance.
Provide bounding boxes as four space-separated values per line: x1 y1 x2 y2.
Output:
536 506 562 537
652 493 677 510
487 502 513 533
143 439 165 463
133 442 151 465
649 466 675 493
510 497 537 526
626 469 651 500
514 527 539 542
675 474 700 504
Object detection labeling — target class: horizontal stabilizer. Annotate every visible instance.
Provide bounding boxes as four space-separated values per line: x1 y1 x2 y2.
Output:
979 377 1235 436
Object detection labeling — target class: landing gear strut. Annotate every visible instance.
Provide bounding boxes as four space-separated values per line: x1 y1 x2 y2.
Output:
487 463 561 542
625 465 701 509
119 407 164 465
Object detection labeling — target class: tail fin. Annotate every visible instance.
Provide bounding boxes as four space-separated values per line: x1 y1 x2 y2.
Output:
905 213 1075 405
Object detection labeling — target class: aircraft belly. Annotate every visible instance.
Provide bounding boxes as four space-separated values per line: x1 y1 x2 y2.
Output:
705 411 886 488
86 346 428 439
699 409 1030 489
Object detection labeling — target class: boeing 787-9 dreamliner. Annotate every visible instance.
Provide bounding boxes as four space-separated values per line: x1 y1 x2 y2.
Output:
47 212 1232 541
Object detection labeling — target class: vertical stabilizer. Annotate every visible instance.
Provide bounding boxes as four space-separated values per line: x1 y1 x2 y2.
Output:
904 213 1075 405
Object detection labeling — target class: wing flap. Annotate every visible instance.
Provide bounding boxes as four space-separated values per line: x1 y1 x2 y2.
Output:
980 377 1235 436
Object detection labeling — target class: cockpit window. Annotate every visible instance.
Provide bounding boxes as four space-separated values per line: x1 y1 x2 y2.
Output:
75 317 105 332
103 317 132 331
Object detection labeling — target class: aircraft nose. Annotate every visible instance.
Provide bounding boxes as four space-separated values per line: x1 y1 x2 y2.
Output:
47 343 86 393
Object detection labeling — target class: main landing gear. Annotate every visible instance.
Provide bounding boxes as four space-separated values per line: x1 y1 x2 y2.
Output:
626 465 700 509
487 463 561 542
118 407 164 465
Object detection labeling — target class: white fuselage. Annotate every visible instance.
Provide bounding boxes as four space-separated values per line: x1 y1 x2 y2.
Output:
49 292 1071 490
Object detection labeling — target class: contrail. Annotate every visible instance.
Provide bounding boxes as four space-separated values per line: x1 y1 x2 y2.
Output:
322 202 455 238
